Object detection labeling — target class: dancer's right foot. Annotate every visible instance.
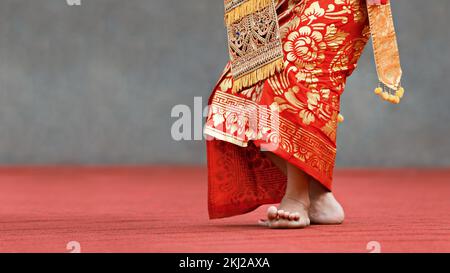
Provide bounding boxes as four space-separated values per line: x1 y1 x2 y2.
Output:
260 196 310 229
309 179 345 224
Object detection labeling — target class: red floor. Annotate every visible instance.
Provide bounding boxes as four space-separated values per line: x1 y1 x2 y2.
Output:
0 166 449 253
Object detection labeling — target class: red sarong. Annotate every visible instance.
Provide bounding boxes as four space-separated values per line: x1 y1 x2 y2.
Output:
205 0 370 219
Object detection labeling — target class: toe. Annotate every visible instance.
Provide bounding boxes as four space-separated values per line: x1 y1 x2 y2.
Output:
267 206 278 221
283 211 290 219
277 210 285 219
292 212 300 221
288 213 297 221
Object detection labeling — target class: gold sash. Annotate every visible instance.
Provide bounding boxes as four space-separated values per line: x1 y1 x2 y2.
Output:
368 1 405 103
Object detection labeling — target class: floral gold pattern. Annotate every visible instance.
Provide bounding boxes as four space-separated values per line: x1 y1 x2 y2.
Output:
206 0 371 219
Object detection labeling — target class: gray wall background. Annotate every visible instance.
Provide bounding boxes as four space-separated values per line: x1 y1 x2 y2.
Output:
0 0 449 166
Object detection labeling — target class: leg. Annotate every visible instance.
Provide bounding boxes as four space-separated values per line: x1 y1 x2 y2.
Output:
263 152 345 225
263 151 287 175
262 153 311 229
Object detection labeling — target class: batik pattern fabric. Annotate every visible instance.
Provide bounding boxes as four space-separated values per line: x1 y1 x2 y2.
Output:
205 0 370 219
225 0 285 93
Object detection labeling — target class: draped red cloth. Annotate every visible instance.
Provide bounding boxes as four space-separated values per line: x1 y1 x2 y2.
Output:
205 0 370 219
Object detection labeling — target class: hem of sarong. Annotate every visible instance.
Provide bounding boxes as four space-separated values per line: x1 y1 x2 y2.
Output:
206 137 285 220
205 127 333 189
205 127 333 220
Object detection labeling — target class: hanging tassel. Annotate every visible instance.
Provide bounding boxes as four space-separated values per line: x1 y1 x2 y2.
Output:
374 82 404 104
374 87 383 95
396 87 405 98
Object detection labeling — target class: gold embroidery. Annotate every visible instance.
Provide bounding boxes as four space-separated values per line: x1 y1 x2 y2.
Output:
368 2 402 91
204 90 336 181
280 1 357 87
329 26 370 91
207 0 372 186
333 0 367 23
225 1 284 92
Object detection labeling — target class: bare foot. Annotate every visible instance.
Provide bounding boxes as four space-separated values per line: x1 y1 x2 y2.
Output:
257 158 312 229
259 196 310 229
309 179 345 224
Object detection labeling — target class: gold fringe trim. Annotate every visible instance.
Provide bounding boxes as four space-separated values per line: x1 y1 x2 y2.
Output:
225 0 273 25
232 58 283 93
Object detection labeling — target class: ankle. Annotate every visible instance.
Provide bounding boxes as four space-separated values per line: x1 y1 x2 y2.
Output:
282 195 310 209
309 179 329 197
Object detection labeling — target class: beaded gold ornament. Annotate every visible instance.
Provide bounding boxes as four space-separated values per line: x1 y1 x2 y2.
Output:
374 82 404 104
